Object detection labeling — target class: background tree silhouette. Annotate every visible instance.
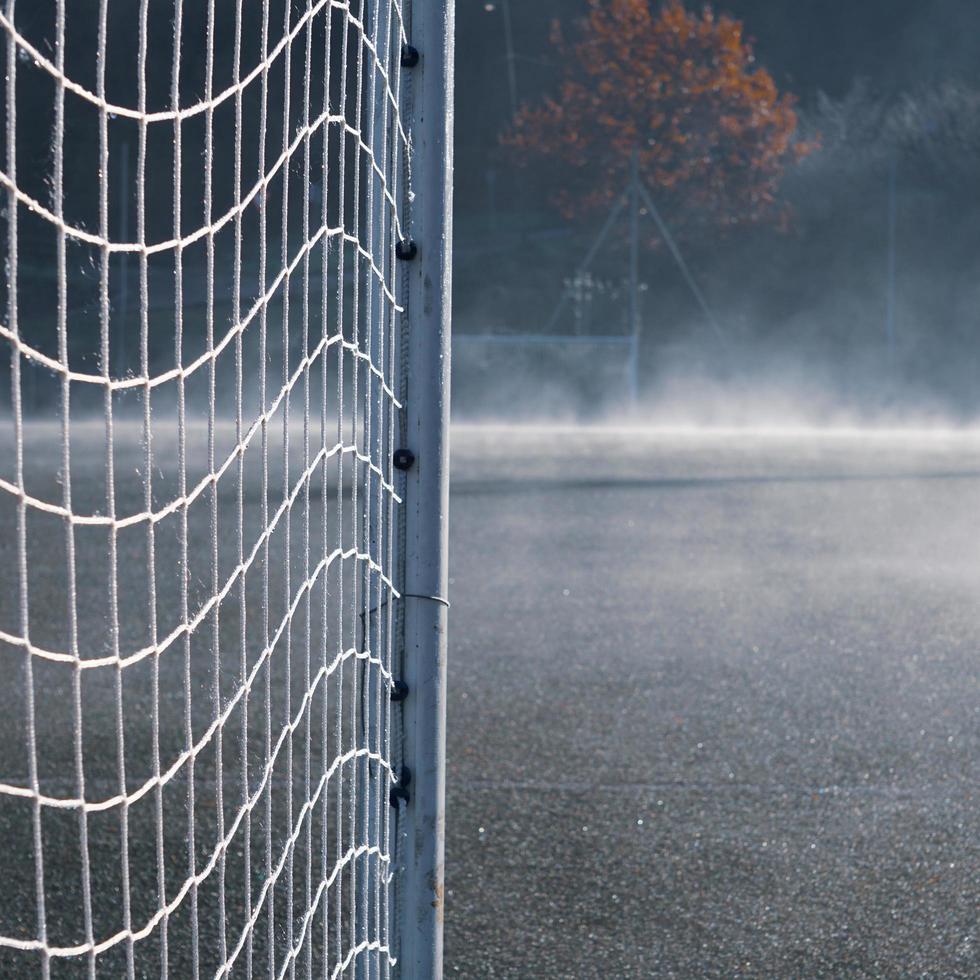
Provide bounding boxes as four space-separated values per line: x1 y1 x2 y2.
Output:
503 0 816 241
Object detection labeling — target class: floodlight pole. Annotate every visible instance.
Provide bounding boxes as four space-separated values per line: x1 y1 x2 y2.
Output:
542 193 627 334
500 0 518 118
627 150 641 406
885 153 898 364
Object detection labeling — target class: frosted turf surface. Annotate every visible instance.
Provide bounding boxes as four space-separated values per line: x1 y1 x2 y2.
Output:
444 426 980 979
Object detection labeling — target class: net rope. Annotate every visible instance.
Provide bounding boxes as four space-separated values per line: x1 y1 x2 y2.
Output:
1 0 412 975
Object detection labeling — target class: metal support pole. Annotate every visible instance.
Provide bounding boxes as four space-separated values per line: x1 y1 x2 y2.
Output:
500 0 517 118
885 153 898 364
627 150 640 406
397 0 453 976
486 167 497 233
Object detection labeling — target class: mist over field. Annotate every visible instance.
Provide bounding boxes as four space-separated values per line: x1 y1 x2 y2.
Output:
452 334 980 430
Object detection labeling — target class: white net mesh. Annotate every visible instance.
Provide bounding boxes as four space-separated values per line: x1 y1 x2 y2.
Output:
0 0 413 975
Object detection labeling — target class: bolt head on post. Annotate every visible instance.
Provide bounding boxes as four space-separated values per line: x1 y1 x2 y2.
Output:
389 766 412 807
396 239 418 261
393 448 416 471
400 44 420 68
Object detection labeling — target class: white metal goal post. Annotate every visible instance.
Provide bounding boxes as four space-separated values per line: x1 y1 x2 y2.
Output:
0 0 452 976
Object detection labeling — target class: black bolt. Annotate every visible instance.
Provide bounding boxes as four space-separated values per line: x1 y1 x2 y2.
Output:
400 44 420 68
395 239 418 261
393 448 415 471
389 766 412 807
390 679 409 703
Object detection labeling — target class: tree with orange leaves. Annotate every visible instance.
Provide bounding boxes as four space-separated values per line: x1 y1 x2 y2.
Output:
504 0 814 240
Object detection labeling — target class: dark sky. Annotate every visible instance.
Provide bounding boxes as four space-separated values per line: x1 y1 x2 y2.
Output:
719 0 980 96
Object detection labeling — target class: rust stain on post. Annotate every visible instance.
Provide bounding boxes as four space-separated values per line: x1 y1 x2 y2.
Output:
431 880 445 923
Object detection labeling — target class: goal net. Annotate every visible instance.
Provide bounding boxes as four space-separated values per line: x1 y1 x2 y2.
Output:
0 0 441 975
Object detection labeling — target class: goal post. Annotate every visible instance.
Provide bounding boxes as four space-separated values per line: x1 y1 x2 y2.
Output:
0 0 453 976
395 0 454 974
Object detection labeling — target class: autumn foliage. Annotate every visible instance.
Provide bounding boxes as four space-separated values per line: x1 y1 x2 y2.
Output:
504 0 815 239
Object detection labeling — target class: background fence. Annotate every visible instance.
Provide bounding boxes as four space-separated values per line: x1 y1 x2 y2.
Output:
0 0 452 976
